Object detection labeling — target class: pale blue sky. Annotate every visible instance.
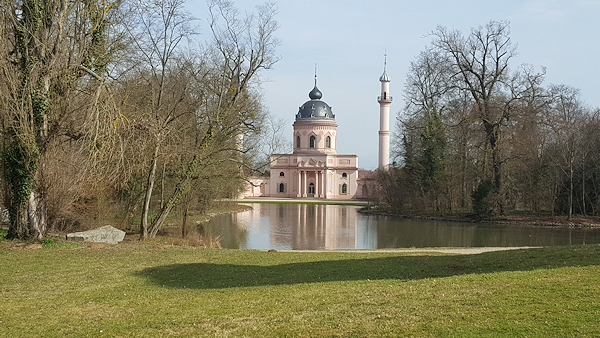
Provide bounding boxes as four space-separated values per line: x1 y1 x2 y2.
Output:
189 0 600 170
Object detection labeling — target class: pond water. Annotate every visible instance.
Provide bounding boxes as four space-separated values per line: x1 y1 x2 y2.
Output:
201 203 600 250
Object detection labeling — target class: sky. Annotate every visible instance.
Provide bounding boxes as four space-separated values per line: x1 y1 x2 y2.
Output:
188 0 600 170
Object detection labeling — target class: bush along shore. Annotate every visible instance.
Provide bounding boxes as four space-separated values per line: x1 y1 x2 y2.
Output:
359 206 600 228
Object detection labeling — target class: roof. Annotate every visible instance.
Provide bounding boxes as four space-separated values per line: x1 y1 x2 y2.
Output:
296 84 335 120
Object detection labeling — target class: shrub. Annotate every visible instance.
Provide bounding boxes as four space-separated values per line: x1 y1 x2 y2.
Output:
472 180 496 218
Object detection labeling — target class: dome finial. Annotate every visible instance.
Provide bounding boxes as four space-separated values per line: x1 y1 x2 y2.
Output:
309 64 322 100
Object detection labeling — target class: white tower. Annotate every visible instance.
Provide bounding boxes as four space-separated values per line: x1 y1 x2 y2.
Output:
377 55 392 170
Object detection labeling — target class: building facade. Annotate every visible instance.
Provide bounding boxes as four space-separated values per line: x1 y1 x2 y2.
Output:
244 78 362 199
243 60 391 200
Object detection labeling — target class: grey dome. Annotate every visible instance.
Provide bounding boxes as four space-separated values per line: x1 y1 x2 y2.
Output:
296 85 335 120
309 86 322 100
379 70 390 82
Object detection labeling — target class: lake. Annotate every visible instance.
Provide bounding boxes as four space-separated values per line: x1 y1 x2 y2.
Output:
201 203 600 250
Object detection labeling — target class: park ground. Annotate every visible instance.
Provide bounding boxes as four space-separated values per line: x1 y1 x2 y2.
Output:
1 230 599 337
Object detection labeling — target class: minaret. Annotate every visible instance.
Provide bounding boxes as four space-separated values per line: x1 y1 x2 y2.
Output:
377 54 392 170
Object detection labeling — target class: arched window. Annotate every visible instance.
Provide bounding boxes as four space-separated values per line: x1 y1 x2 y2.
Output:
310 135 316 148
279 172 285 177
341 183 348 194
342 173 347 178
296 136 300 148
279 183 285 193
325 136 331 148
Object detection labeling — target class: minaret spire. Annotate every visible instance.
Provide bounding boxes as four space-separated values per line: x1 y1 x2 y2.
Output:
377 54 392 170
384 52 387 71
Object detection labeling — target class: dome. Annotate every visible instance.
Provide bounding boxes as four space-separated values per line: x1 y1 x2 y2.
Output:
296 84 335 120
309 86 322 100
379 70 390 82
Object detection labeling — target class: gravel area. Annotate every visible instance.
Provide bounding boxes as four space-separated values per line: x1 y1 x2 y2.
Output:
278 247 540 254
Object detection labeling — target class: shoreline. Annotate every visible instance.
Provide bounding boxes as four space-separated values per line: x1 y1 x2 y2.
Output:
358 209 600 229
234 197 600 228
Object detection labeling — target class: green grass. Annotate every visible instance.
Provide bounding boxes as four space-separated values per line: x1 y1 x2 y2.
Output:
1 243 599 337
40 237 85 247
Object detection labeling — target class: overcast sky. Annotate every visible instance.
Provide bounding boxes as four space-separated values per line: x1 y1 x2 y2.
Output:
188 0 600 170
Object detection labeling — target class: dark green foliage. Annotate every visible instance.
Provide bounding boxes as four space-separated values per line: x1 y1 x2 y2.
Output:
376 167 414 212
3 138 39 206
419 109 447 191
3 137 40 239
41 238 53 245
394 107 448 213
471 180 495 218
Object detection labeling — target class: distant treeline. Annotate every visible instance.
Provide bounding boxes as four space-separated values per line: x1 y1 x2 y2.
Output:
377 21 600 218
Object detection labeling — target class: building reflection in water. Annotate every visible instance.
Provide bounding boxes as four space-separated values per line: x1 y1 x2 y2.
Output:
204 203 600 250
233 203 362 250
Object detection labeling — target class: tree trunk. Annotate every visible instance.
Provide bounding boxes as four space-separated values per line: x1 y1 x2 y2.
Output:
7 189 46 240
27 190 46 240
582 165 586 216
160 162 166 209
484 121 505 215
460 137 467 209
7 203 29 240
148 155 200 238
182 203 189 238
140 143 160 240
568 156 573 220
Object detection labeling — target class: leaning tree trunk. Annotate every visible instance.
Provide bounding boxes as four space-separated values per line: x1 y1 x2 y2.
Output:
148 155 200 238
140 143 160 240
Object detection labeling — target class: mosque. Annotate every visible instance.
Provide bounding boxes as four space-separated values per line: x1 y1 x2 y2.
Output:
243 60 392 199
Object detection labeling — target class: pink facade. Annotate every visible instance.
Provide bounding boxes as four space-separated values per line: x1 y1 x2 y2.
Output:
268 154 359 199
241 77 365 200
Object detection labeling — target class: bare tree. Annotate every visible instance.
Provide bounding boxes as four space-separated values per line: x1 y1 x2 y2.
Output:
118 0 203 239
431 21 544 214
545 85 588 219
0 0 120 239
135 0 279 238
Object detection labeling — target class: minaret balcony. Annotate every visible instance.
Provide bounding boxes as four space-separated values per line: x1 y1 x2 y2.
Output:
377 95 393 103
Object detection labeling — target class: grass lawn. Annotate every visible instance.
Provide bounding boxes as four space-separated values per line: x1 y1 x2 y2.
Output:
1 238 599 337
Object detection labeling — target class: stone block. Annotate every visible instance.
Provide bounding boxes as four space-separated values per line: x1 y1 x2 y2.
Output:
66 225 125 244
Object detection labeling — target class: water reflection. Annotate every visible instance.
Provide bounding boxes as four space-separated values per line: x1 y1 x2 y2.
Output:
201 203 600 250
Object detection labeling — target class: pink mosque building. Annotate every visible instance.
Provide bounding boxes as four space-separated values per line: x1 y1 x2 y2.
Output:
243 62 391 199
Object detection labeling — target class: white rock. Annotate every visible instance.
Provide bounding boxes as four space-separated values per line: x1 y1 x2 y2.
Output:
66 225 126 244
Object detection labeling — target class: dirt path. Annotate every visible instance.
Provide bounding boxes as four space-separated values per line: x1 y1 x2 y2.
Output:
278 247 540 255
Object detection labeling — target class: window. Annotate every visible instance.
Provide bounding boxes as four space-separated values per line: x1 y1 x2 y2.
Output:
279 183 286 193
342 183 348 194
326 136 331 148
342 173 347 178
296 136 300 148
310 135 315 148
279 172 285 177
